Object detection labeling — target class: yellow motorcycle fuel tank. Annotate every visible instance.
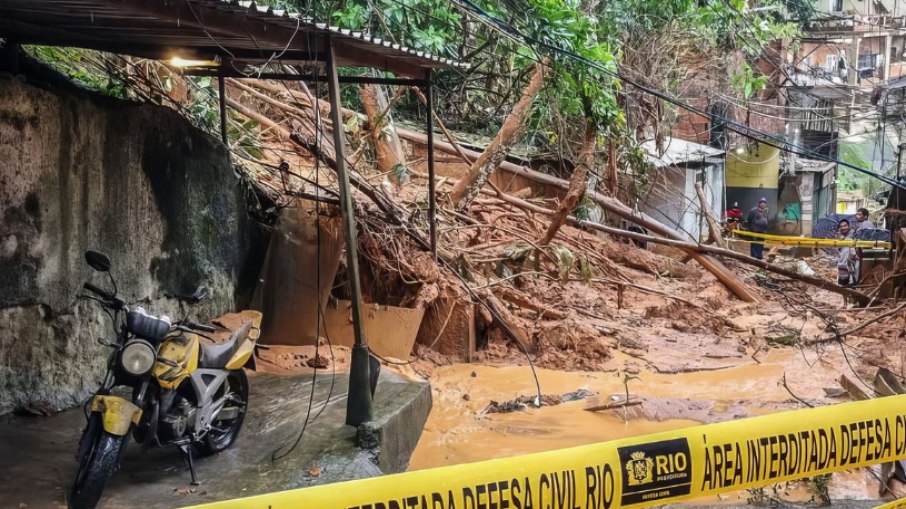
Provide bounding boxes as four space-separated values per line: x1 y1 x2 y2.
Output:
152 331 200 390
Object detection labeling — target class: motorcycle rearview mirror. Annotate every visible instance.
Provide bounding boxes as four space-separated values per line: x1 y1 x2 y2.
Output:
85 250 111 272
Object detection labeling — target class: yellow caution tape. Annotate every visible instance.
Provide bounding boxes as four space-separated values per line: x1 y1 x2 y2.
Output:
186 395 906 509
874 498 906 509
733 230 891 249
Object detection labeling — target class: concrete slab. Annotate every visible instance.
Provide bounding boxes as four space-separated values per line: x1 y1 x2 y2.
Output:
0 371 430 509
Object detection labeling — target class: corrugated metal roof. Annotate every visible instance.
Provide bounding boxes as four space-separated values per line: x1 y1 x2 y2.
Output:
641 137 725 168
0 0 467 77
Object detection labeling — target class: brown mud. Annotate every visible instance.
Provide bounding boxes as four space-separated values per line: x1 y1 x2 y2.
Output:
392 247 906 506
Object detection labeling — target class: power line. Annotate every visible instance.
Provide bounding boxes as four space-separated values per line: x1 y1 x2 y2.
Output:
449 0 906 191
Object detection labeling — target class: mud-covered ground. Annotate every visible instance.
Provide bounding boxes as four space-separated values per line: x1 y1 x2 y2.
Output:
386 226 906 507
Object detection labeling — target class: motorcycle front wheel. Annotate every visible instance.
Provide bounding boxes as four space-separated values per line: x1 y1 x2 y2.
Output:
69 422 125 509
197 369 249 456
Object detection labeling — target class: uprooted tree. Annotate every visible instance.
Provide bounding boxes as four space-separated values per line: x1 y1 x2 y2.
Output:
449 58 549 209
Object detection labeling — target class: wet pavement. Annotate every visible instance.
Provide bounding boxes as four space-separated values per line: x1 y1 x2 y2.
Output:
0 371 430 509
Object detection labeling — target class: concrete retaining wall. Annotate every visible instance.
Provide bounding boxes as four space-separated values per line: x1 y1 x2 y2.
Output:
0 72 262 414
358 372 433 473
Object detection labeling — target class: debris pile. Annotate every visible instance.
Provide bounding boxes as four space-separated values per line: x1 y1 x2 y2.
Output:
480 389 598 414
199 77 900 382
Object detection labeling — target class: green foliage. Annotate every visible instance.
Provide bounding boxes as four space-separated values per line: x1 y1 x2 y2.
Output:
310 0 462 57
732 62 769 100
25 46 127 98
331 2 368 27
185 77 219 131
520 0 621 129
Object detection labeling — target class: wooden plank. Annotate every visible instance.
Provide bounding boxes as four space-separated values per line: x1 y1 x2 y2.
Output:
840 373 874 400
877 367 906 395
322 300 425 360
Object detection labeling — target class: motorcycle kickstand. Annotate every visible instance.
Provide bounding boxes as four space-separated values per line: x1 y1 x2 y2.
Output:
178 444 201 486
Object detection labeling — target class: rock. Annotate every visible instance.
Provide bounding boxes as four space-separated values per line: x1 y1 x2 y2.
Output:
306 355 330 369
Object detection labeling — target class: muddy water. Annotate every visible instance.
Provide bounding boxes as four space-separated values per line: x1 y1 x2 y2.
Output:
409 347 878 503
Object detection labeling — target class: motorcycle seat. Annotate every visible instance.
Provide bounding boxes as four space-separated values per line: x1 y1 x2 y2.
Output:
199 321 252 369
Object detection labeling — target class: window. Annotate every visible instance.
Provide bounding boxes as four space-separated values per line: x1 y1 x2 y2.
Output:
825 54 839 71
858 53 880 68
831 0 843 12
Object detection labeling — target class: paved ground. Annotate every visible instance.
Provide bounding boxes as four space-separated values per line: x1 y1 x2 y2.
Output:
0 371 429 509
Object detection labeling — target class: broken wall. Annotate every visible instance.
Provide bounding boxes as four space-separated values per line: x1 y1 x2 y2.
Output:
0 73 262 414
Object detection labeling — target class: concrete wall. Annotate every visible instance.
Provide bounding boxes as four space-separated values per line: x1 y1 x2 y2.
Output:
726 143 781 225
0 74 262 414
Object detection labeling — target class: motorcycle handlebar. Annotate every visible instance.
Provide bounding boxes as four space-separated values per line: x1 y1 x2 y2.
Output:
185 321 216 333
83 282 114 301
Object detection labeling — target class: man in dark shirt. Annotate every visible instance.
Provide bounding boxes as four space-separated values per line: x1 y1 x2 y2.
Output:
744 197 770 260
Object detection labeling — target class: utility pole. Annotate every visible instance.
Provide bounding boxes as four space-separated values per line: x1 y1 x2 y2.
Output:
325 38 373 427
897 143 906 204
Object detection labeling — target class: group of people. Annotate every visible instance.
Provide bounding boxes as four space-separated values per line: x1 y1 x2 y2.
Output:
836 208 874 287
726 199 874 288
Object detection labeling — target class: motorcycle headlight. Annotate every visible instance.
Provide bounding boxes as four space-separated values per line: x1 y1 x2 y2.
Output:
120 340 156 376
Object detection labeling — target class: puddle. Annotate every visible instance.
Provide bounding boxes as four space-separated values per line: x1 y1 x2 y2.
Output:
408 346 879 503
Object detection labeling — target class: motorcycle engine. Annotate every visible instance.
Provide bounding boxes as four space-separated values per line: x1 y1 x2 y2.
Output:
159 395 196 442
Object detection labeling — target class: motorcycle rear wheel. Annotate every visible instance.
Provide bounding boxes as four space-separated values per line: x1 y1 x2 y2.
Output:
197 369 249 456
69 426 125 509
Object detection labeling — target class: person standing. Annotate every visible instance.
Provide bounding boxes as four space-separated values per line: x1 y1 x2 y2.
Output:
852 207 875 233
851 207 873 283
836 219 856 287
744 197 770 260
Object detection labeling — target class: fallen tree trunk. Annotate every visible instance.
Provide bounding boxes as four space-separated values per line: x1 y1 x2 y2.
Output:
574 220 872 305
494 286 568 320
225 96 407 236
449 59 549 209
695 182 726 249
403 131 755 302
586 192 757 302
585 398 642 412
232 80 754 301
419 171 867 305
539 120 595 246
360 84 408 185
226 94 538 352
480 291 535 353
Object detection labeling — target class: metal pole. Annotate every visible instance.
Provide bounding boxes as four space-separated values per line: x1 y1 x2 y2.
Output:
425 69 437 258
326 38 373 426
218 73 228 146
897 143 905 181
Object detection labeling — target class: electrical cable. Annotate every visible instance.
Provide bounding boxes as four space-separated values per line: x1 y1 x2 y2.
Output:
450 0 906 191
271 66 338 462
243 64 545 406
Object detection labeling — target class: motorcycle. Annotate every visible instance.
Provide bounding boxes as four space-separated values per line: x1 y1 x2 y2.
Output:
69 250 261 509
